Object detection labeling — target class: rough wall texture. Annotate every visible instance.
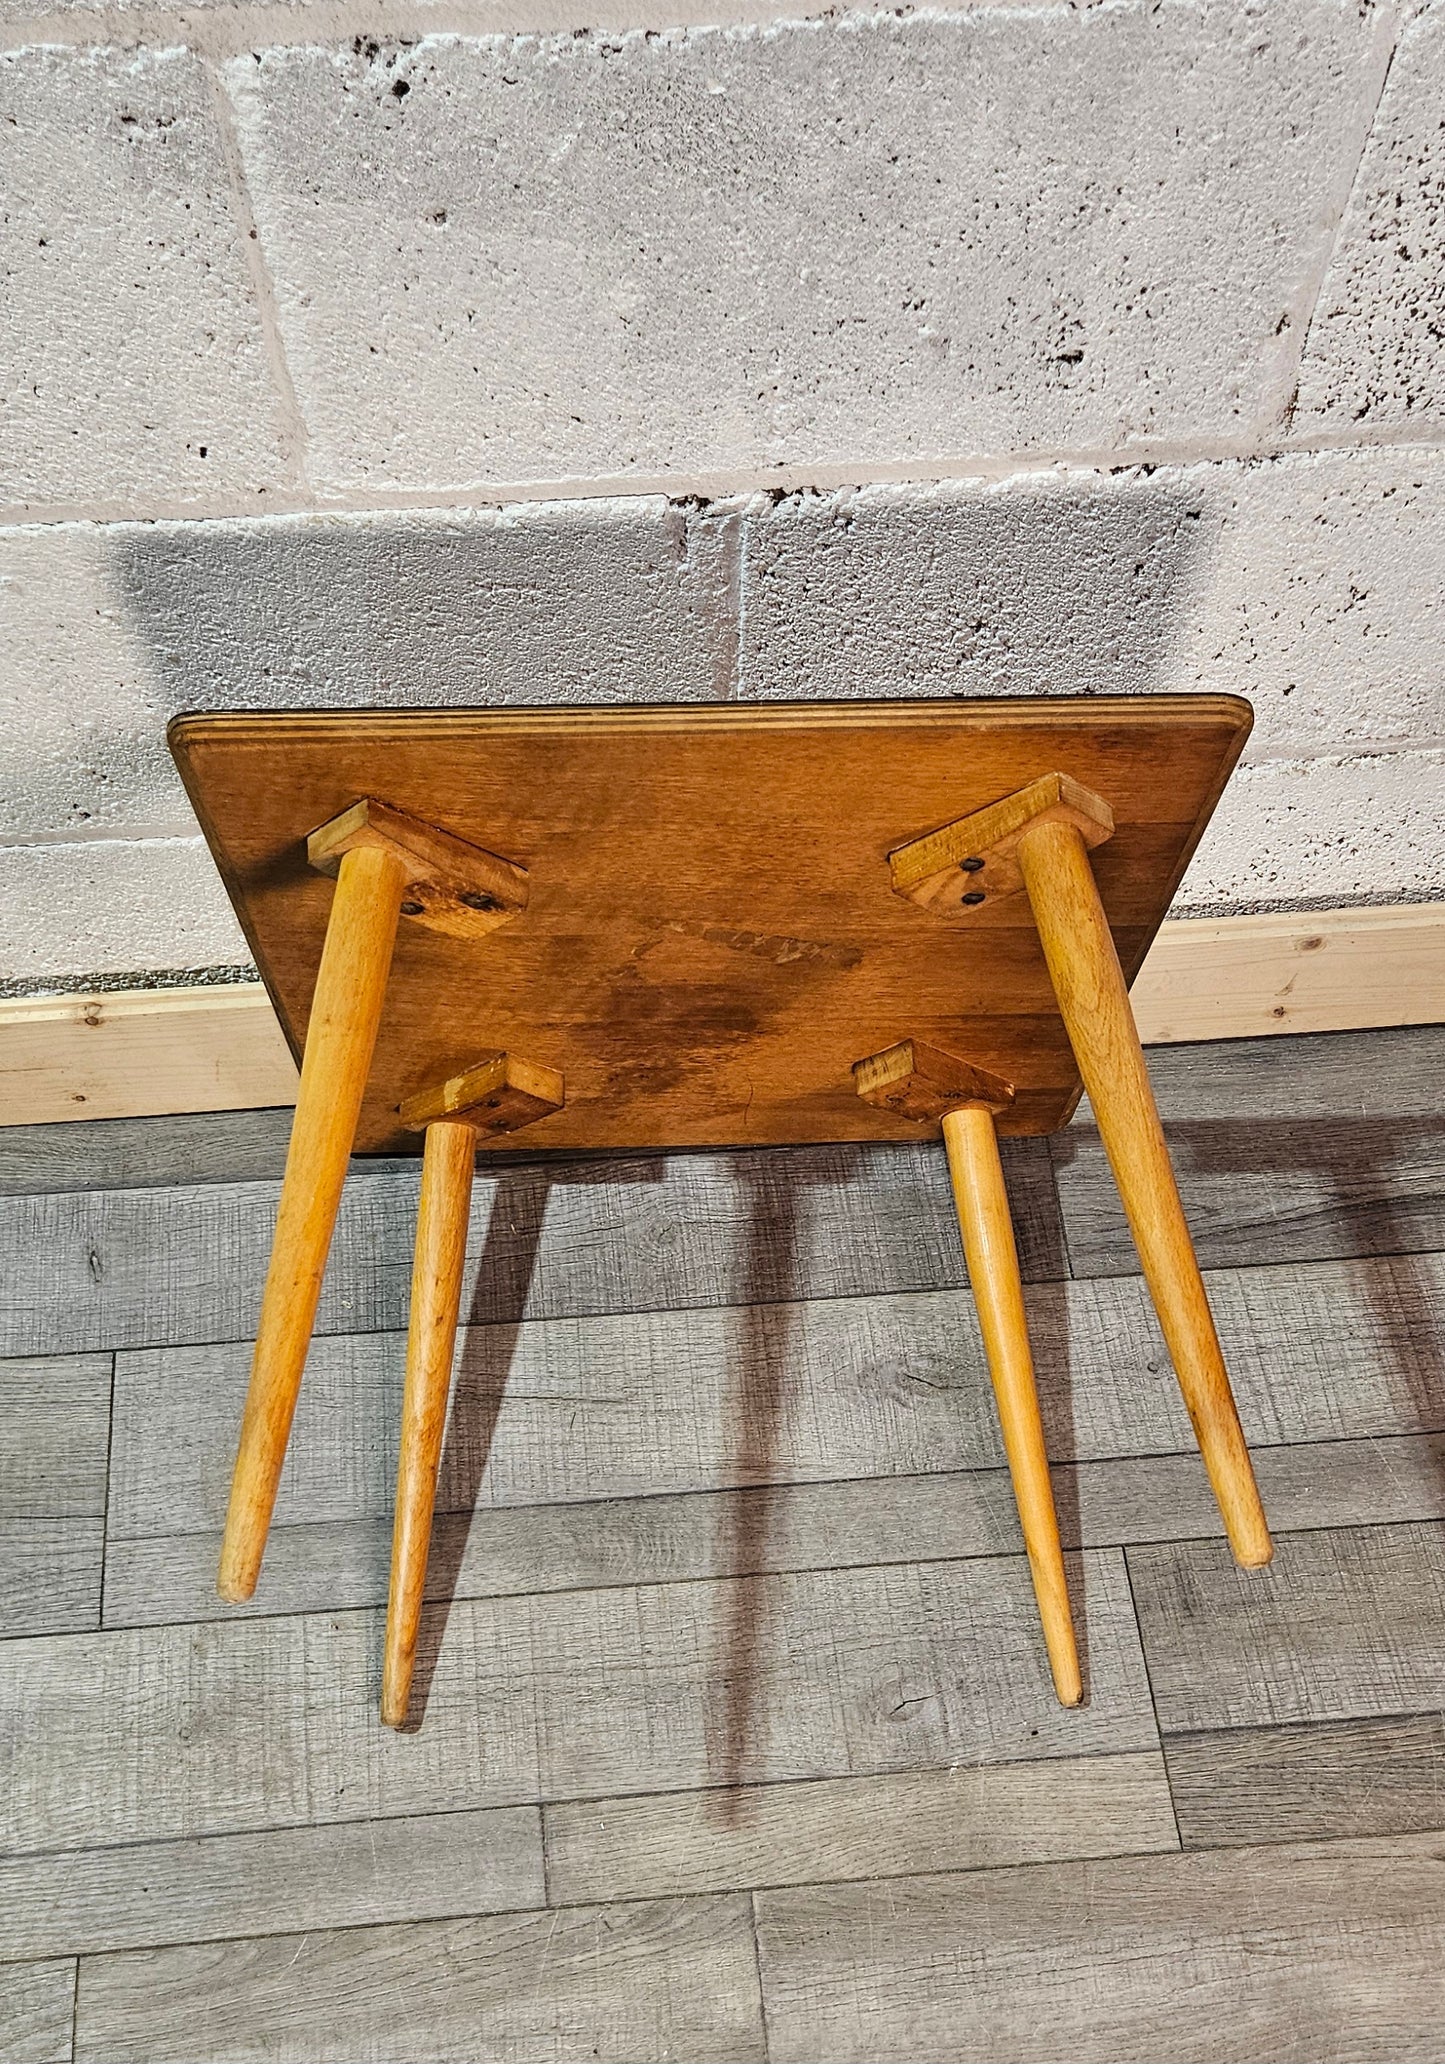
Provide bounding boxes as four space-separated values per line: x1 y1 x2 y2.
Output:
1 0 1442 986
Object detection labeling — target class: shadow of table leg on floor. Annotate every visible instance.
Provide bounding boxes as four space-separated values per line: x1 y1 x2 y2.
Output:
709 1161 801 1814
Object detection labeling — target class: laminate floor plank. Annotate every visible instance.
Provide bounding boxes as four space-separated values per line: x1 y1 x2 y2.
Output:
0 1553 1154 1856
105 1470 1021 1629
74 1897 765 2064
544 1749 1178 1904
1058 1431 1445 1549
0 1167 418 1361
0 1136 1064 1360
105 1250 1445 1552
0 1107 298 1196
1165 1714 1445 1849
102 1431 1445 1631
1142 1026 1445 1122
1056 1025 1445 1278
0 1807 543 1963
1 1355 111 1515
108 1290 1008 1541
754 1833 1445 2064
2 1520 105 1641
1128 1520 1445 1734
0 1353 111 1637
0 1960 74 2064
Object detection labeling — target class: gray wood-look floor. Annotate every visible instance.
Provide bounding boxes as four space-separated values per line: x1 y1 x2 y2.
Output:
3 1023 1445 2063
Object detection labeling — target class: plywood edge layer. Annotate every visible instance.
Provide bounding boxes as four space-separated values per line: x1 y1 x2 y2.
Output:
2 902 1441 1127
167 693 1254 752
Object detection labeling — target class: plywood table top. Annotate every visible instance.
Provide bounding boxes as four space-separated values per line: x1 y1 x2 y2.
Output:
170 697 1250 1154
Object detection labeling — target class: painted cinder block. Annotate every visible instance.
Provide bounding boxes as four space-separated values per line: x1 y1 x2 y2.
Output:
1294 0 1445 434
737 450 1445 762
0 524 162 843
225 4 1377 493
0 496 741 842
0 838 250 984
738 468 1206 708
1183 748 1445 913
1168 448 1445 756
0 46 287 513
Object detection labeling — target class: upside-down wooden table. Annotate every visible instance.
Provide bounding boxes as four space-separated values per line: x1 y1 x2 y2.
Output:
172 696 1272 1728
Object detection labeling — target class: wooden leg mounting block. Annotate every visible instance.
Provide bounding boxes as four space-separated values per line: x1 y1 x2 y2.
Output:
174 696 1274 1718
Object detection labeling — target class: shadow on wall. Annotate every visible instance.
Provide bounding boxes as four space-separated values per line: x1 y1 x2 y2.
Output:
739 473 1215 703
107 473 1214 726
108 501 735 720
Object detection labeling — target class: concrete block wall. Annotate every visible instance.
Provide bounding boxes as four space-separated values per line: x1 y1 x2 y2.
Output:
2 0 1441 988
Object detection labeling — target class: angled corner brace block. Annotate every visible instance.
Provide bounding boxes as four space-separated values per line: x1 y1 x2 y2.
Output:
852 1038 1014 1122
309 796 528 940
399 1050 564 1138
855 1038 1080 1708
217 800 529 1608
889 771 1114 916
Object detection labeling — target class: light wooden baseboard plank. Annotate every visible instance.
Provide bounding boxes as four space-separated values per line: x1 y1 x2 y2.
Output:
0 984 299 1127
1129 902 1445 1044
2 903 1441 1127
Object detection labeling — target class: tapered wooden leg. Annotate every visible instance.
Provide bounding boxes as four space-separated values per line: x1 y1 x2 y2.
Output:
382 1119 477 1728
942 1104 1082 1707
217 843 408 1602
378 1048 564 1728
1016 816 1272 1567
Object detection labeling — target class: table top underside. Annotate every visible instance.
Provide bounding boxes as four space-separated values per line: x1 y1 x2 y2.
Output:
170 698 1250 1153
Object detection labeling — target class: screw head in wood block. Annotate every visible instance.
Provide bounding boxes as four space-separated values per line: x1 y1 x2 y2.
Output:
889 771 1114 917
307 798 528 940
853 1039 1015 1125
400 1051 565 1138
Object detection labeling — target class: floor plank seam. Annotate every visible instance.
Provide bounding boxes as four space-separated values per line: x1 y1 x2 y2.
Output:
1060 1230 1445 1285
1043 1129 1080 1281
1142 1512 1445 1557
1158 1703 1445 1748
1121 1549 1184 1853
747 1889 772 2064
94 1351 116 1637
538 1801 554 1911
